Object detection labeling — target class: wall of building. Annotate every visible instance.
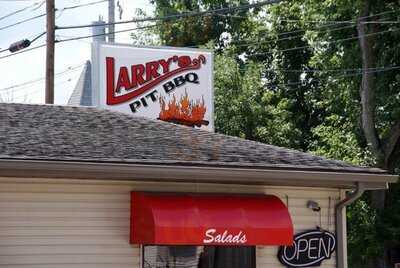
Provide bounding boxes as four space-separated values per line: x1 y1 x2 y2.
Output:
0 177 342 268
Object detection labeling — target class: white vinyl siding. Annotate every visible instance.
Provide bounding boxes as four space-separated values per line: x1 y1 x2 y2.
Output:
0 177 340 268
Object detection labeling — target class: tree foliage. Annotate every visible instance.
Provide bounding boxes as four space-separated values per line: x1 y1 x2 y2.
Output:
214 49 301 147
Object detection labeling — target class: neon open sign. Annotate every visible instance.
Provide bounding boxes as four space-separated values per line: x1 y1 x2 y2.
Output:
278 230 336 267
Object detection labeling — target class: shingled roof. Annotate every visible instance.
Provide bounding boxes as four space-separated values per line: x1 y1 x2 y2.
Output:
0 103 387 174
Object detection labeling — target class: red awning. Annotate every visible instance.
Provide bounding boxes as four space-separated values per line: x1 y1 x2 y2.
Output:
130 192 293 246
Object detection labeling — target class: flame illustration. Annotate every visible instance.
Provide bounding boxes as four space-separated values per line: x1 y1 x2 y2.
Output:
159 91 209 127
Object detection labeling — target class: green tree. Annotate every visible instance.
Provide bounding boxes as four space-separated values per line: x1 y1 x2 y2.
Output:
214 49 301 147
149 0 255 47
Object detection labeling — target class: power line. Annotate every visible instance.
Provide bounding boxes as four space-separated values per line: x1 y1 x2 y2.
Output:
267 66 400 88
362 21 400 24
0 62 84 92
30 31 46 42
0 63 83 92
1 74 80 102
1 7 398 69
0 43 45 60
248 27 400 56
216 13 355 25
3 25 397 62
0 1 42 22
56 4 399 31
226 11 397 38
0 13 45 31
56 24 160 43
0 70 80 95
256 9 399 36
48 24 398 73
0 0 108 32
218 9 399 25
266 66 400 74
0 23 158 60
0 31 45 53
197 11 397 49
61 0 107 10
31 0 44 11
56 0 283 30
233 24 356 48
231 14 396 49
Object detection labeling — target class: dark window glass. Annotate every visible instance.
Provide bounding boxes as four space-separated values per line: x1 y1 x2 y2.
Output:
143 246 255 268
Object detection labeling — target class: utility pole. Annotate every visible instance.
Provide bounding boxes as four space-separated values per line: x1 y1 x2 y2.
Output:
45 0 55 104
108 0 115 43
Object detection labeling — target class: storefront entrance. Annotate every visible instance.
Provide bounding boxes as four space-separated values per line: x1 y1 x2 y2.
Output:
143 246 256 268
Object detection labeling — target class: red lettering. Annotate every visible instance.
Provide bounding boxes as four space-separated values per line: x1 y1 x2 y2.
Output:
131 64 146 88
106 57 115 103
159 57 174 73
106 54 206 105
116 66 131 92
145 61 160 81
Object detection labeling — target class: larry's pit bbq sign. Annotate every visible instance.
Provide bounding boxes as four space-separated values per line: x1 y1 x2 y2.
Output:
92 43 214 130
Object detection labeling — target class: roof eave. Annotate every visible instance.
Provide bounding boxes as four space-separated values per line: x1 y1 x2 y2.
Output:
0 159 396 190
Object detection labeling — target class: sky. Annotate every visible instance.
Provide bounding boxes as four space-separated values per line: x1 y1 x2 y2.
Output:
0 0 154 104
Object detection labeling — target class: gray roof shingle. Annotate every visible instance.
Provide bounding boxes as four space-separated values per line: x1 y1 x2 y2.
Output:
0 103 386 174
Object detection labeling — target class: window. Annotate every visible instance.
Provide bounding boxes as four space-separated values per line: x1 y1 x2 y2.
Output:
143 246 256 268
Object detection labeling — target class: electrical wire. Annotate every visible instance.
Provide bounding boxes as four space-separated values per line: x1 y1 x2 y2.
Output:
0 43 45 60
56 24 160 43
218 9 399 25
192 23 397 51
267 66 400 88
1 74 80 102
0 13 46 31
0 1 42 22
256 9 400 36
56 34 92 44
248 27 400 56
2 24 398 61
0 23 159 60
217 13 355 25
265 66 400 73
7 25 392 77
191 11 399 52
213 11 398 48
0 0 41 1
230 11 397 45
30 31 46 43
0 0 108 32
61 0 107 10
56 5 400 31
232 24 356 47
56 0 283 30
232 13 397 47
362 21 400 24
0 31 46 54
31 0 44 11
0 62 85 92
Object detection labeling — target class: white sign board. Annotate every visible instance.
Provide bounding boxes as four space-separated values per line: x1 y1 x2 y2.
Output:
92 43 214 130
